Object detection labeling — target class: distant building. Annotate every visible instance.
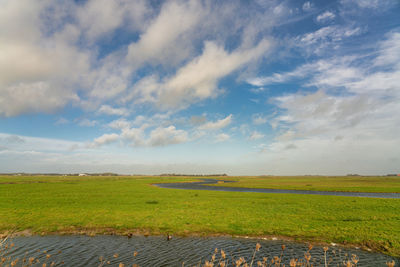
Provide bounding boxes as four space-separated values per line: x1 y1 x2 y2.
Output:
78 173 88 176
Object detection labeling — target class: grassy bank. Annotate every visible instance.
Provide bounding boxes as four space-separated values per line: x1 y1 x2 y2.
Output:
211 176 400 193
1 175 400 256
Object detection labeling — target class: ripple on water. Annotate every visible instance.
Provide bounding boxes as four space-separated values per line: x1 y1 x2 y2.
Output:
2 235 398 266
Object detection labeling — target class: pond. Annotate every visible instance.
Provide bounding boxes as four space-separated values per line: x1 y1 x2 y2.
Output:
2 235 398 266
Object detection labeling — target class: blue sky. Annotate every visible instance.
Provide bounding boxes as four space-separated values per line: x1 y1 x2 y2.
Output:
0 0 399 175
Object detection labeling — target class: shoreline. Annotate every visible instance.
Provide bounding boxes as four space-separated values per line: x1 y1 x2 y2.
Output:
1 228 396 258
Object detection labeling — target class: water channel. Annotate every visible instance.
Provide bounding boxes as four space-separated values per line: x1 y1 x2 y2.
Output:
3 235 398 266
154 179 400 199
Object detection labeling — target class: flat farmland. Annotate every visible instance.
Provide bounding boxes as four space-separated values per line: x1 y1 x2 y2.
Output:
0 175 399 256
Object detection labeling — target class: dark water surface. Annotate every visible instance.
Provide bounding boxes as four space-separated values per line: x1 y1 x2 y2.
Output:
3 235 398 266
155 179 400 199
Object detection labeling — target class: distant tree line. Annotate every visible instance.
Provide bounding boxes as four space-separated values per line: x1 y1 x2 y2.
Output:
159 173 228 177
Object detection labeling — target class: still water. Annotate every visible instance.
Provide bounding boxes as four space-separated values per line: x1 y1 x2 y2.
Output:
155 179 400 199
3 235 398 266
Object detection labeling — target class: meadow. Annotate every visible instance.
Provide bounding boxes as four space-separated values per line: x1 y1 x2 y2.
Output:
0 175 399 257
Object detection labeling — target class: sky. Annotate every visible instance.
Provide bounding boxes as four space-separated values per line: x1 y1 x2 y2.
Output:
0 0 399 175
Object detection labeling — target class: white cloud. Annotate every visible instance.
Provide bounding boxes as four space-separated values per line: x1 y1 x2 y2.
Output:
253 135 400 175
263 32 400 173
128 39 270 110
111 123 188 147
215 133 230 143
157 40 270 109
76 0 149 41
98 105 129 116
108 118 132 130
148 126 188 146
121 126 147 147
198 115 233 130
316 11 335 23
0 82 80 117
89 133 120 148
126 0 204 68
253 25 362 57
247 56 359 87
0 1 90 117
299 26 361 45
249 131 265 140
374 32 400 68
126 75 161 104
0 0 279 118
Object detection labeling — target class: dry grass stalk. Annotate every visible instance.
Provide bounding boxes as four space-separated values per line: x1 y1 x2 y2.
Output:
250 243 261 267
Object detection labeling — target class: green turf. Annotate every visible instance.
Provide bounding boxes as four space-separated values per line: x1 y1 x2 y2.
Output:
210 176 400 193
0 175 399 256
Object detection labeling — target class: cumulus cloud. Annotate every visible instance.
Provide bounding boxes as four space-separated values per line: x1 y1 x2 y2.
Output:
129 39 270 109
127 0 204 68
0 82 80 117
89 133 120 148
316 11 335 23
0 1 89 117
98 105 129 116
148 126 188 146
76 0 149 41
108 118 132 130
1 0 279 118
90 122 188 148
198 115 233 130
159 40 270 109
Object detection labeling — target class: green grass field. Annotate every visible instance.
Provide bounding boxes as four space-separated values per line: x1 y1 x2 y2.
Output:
1 175 400 256
211 176 400 193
